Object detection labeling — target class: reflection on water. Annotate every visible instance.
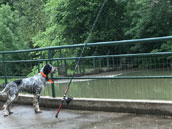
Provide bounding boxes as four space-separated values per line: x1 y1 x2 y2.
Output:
43 70 172 100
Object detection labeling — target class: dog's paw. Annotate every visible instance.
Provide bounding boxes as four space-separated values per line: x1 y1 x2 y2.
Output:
3 111 9 117
4 114 8 117
35 109 42 113
9 111 13 115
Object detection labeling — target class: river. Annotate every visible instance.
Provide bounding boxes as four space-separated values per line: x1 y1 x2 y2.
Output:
43 70 172 100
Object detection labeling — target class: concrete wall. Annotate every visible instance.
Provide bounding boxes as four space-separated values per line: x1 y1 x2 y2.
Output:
1 94 172 116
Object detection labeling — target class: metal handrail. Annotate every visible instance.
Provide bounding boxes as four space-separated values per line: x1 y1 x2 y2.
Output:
0 36 172 54
1 51 172 63
1 75 172 80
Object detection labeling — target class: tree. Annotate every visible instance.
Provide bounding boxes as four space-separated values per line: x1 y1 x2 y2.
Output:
13 0 48 48
124 0 172 53
33 0 127 56
0 4 31 76
0 4 27 51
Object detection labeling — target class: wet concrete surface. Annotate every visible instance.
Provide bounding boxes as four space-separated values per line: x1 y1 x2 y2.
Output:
1 105 172 129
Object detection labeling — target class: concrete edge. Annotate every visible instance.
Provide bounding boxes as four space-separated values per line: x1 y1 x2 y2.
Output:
1 94 172 116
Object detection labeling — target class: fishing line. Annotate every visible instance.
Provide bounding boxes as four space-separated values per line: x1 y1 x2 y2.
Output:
56 0 108 118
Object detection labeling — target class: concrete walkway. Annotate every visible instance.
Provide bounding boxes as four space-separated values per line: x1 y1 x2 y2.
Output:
0 105 172 129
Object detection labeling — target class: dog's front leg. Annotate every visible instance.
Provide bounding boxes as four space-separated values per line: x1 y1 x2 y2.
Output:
3 103 9 116
33 94 42 113
7 103 13 115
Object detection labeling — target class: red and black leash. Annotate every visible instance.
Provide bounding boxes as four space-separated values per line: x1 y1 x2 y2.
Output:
55 0 108 118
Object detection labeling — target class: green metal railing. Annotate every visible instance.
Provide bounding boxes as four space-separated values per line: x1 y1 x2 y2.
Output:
0 36 172 99
0 36 172 54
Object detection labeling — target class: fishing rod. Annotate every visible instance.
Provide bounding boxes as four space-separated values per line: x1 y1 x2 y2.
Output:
55 0 108 118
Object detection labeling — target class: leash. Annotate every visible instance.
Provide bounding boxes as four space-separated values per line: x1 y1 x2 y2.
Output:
55 0 108 118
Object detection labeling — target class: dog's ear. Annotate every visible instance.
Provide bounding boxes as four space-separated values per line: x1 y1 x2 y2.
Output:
43 64 52 75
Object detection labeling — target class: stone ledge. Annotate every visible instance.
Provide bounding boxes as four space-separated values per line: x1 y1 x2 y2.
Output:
1 94 172 116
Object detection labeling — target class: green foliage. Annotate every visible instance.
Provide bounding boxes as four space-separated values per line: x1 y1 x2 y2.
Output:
0 1 48 76
0 4 27 51
125 0 172 53
1 0 172 54
125 0 172 38
160 41 172 51
0 0 172 76
33 0 128 60
13 0 48 48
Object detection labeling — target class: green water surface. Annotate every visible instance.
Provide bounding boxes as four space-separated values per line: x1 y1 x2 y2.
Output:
43 70 172 100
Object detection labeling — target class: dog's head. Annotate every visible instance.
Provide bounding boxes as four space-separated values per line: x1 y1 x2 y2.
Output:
41 64 57 75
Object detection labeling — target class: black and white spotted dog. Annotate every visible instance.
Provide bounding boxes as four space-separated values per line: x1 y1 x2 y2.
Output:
0 64 56 117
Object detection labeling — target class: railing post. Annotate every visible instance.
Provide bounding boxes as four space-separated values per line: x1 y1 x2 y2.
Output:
107 57 110 67
64 59 67 75
98 58 101 68
37 61 40 72
2 54 7 85
82 60 85 74
107 50 110 67
112 57 115 67
92 51 97 69
48 49 56 97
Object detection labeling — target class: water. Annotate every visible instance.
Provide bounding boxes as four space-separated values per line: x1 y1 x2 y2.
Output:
43 70 172 100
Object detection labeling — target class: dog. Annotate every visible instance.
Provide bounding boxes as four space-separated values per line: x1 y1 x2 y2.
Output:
0 64 56 117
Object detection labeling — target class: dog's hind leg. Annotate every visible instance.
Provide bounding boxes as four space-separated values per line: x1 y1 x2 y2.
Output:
3 94 17 117
7 94 18 115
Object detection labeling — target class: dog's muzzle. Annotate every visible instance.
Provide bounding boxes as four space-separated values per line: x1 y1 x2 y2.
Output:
51 67 57 73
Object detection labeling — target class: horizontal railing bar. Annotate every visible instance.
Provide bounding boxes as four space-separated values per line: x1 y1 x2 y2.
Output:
0 76 26 78
0 59 49 63
52 51 172 60
1 51 172 63
53 76 172 79
1 76 172 80
0 36 172 54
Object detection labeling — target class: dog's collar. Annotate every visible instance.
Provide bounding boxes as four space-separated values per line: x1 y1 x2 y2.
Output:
40 72 54 84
